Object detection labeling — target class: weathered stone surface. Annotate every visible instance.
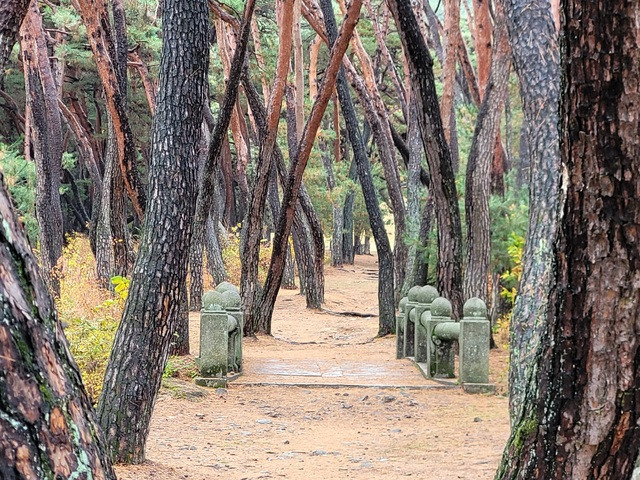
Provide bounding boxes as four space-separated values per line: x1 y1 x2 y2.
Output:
202 290 225 310
412 286 438 364
196 309 228 378
421 297 456 378
459 297 490 385
215 281 239 294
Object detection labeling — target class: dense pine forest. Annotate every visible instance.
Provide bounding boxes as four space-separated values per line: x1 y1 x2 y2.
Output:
0 0 638 478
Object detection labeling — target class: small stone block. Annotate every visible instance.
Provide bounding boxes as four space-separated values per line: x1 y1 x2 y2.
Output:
195 377 228 388
462 383 495 394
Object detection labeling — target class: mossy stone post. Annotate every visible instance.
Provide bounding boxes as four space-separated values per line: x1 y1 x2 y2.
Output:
396 296 409 359
195 290 229 387
413 286 439 363
459 298 490 387
423 297 457 377
215 283 243 373
403 286 421 357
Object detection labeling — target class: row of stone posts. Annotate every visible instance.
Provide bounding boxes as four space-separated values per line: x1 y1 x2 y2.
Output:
397 286 493 393
195 282 243 388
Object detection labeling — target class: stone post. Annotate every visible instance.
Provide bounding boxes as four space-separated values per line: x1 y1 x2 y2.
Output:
396 296 408 359
423 297 456 378
459 298 491 389
413 286 439 363
217 284 243 373
195 290 229 387
403 286 421 357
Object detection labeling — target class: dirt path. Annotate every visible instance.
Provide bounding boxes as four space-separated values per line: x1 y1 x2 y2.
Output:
115 256 511 479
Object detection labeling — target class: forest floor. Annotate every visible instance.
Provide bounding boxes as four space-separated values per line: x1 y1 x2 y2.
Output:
114 255 511 480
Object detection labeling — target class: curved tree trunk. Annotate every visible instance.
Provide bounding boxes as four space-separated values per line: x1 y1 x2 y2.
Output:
503 0 561 421
1 172 116 480
388 0 464 317
256 0 363 333
320 0 395 336
20 1 64 294
96 0 209 463
240 0 294 334
496 1 640 476
72 0 146 218
463 2 510 304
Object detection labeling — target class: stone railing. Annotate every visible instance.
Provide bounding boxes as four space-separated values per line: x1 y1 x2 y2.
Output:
397 286 493 393
195 282 243 388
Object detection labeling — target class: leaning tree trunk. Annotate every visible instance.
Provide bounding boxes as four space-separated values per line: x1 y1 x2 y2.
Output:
503 0 561 421
96 0 209 463
496 1 640 477
387 0 464 317
463 2 510 304
0 0 29 87
72 0 146 218
320 0 395 336
20 1 64 295
0 172 116 479
256 0 363 333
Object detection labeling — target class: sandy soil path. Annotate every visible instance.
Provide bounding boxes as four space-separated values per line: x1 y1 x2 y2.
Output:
115 255 510 480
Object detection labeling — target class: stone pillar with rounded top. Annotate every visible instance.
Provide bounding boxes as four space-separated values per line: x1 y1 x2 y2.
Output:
459 298 491 392
396 296 408 359
422 297 457 377
403 286 422 358
195 283 243 388
195 290 229 387
215 282 243 373
412 286 439 363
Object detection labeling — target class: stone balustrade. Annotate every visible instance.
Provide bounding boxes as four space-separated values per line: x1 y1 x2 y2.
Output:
195 282 243 388
396 287 493 393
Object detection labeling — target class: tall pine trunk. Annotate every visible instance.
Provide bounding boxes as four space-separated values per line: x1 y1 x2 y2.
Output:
496 0 640 476
96 0 209 462
320 0 395 335
387 0 464 317
20 1 64 294
1 171 116 480
463 2 510 304
503 0 561 421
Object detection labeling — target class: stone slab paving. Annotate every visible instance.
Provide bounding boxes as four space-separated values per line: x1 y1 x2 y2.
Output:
234 356 454 389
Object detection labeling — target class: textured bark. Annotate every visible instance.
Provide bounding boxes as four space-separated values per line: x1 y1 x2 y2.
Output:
191 0 255 321
240 0 293 334
413 192 434 286
284 85 323 310
1 172 116 480
96 0 209 462
320 0 395 336
504 0 561 420
189 124 209 312
128 49 156 115
293 0 305 139
496 1 640 476
402 103 422 294
256 0 363 333
388 0 464 317
250 14 270 101
0 0 29 86
72 0 146 218
241 72 325 330
205 215 227 285
306 0 407 295
463 3 510 304
440 0 460 141
20 2 64 294
472 0 491 96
